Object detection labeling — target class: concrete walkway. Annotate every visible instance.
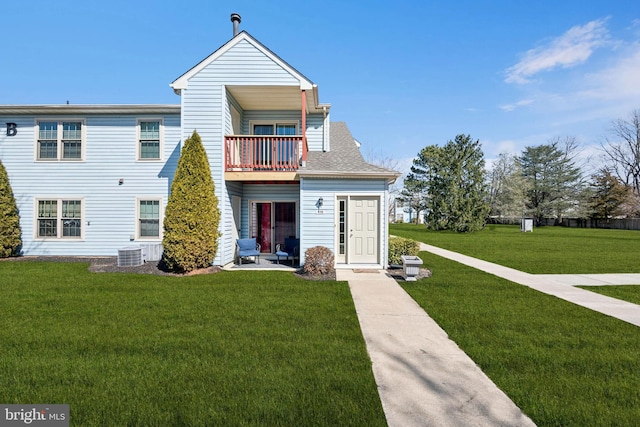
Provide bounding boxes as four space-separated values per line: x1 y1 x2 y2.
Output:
337 244 640 426
337 269 536 427
418 242 640 327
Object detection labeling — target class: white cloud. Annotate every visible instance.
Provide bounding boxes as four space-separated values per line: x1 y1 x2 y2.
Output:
505 18 610 84
499 98 534 112
579 43 640 102
482 139 519 162
519 42 640 127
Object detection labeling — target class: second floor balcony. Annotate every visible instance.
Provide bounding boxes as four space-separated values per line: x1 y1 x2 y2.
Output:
225 135 306 173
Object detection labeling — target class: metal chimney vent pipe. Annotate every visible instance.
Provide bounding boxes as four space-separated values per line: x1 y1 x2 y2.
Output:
231 13 241 36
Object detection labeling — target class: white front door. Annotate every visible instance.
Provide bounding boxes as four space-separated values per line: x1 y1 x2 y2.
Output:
348 196 379 264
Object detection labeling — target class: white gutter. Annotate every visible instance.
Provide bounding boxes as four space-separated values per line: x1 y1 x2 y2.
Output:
0 105 181 115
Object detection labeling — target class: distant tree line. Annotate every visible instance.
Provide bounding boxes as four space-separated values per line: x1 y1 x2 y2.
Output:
396 109 640 232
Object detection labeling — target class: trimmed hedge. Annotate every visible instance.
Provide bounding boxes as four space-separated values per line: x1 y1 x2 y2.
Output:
388 236 420 266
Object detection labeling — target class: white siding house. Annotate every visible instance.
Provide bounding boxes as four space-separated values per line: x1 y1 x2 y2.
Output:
0 18 399 268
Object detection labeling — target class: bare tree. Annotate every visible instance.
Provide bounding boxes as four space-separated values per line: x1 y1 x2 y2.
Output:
363 148 404 221
398 173 428 223
602 109 640 196
488 152 530 220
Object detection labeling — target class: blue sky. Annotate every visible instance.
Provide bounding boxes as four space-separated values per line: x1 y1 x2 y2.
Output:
2 0 640 176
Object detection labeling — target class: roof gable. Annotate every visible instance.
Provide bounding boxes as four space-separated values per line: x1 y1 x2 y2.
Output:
171 31 314 93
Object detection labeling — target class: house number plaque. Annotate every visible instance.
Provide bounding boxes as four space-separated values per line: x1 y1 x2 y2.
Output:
6 123 17 136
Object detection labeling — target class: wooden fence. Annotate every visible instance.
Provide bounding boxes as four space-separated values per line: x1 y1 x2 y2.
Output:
488 217 640 231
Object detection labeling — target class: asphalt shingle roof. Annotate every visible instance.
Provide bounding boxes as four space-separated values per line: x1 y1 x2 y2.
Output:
298 122 400 180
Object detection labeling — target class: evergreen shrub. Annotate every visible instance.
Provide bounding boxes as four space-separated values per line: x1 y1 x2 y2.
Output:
0 160 21 257
162 131 220 273
388 236 420 266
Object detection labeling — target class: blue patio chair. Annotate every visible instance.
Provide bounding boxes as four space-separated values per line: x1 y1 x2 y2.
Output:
236 238 261 265
276 237 299 265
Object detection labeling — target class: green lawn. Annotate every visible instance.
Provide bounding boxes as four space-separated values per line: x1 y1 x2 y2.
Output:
578 285 640 305
402 251 640 426
0 261 386 426
391 223 640 274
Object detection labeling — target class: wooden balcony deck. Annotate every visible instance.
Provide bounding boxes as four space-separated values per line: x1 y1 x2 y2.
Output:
225 135 304 172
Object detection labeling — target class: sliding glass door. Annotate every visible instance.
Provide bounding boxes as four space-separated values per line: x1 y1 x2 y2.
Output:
252 201 296 253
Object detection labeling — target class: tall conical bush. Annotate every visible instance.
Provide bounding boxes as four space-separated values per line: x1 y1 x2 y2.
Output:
162 131 220 272
0 160 22 257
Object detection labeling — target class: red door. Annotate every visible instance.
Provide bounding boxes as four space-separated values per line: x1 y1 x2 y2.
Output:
257 202 272 253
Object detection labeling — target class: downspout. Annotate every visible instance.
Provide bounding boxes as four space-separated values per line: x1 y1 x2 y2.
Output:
322 106 329 152
301 90 308 166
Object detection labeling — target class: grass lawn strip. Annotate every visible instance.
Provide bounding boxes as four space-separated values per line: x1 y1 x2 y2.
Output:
0 262 386 426
401 251 640 426
390 223 640 274
578 285 640 306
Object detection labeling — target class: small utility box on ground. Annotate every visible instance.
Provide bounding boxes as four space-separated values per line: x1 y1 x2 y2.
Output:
401 255 423 281
521 218 534 232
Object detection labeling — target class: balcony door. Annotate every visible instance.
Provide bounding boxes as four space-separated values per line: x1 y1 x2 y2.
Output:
252 201 296 253
252 123 297 169
253 123 297 136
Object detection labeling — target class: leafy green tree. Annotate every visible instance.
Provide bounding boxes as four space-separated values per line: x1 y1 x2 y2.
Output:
410 134 489 232
0 160 22 257
589 169 635 218
519 137 584 224
162 131 220 272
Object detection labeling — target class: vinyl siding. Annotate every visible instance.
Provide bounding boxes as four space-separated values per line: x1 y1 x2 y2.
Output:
222 181 243 265
217 183 300 264
241 184 300 239
181 38 308 265
300 178 390 266
207 39 301 85
305 113 325 152
242 111 324 151
0 114 180 256
1 34 378 263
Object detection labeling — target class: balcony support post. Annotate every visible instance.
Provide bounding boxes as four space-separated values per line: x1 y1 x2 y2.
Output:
301 90 308 165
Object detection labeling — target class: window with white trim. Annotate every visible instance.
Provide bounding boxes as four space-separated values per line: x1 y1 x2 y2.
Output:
251 122 297 136
138 119 162 160
37 120 84 160
138 199 161 238
250 121 299 167
37 199 83 239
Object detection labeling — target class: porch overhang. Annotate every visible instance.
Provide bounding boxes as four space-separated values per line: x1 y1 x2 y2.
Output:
297 170 402 184
226 85 328 113
225 171 299 182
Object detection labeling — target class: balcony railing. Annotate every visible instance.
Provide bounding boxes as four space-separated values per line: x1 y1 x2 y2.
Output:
225 135 304 171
